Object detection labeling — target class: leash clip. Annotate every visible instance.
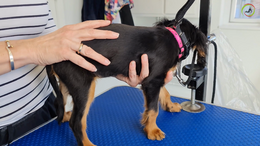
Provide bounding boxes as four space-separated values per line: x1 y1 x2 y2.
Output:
174 62 186 87
174 50 198 87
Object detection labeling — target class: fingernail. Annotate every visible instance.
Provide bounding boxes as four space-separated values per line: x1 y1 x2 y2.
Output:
105 59 111 65
131 61 135 67
92 67 97 72
143 54 148 59
113 33 119 38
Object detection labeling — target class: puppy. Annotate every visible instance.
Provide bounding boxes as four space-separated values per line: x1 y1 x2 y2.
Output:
46 18 207 146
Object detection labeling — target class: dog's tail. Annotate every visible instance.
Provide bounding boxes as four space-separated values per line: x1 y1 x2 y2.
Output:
46 65 64 124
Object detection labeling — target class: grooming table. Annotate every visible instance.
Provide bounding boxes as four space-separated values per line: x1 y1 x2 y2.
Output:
11 86 260 146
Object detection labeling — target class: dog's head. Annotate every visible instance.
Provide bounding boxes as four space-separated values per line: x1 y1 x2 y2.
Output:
155 18 208 67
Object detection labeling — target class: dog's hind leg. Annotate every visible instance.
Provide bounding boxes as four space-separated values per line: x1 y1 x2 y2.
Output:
141 79 165 141
46 65 65 124
69 77 97 146
59 80 73 123
159 86 182 112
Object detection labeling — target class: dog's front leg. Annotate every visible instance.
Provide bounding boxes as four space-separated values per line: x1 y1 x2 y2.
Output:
159 86 182 112
141 82 165 141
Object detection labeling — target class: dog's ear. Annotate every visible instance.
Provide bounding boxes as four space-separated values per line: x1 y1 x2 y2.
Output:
193 30 208 67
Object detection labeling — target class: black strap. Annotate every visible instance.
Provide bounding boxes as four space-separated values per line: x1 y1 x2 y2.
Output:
119 5 134 26
175 26 190 60
183 50 197 85
172 0 195 60
175 0 195 22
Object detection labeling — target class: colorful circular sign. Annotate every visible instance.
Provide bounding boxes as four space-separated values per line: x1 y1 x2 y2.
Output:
241 3 256 17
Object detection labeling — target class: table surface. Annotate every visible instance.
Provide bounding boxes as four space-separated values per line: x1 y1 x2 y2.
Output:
11 86 260 146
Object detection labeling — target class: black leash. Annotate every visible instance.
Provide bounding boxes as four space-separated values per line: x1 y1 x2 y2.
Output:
174 0 195 23
173 0 197 87
173 0 195 61
175 50 197 87
210 41 218 103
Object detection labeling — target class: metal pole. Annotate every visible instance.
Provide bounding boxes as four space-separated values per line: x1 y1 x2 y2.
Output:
199 0 211 35
196 0 211 101
191 89 196 105
181 88 205 113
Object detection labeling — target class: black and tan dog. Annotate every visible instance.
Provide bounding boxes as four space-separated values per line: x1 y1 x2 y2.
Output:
46 18 207 146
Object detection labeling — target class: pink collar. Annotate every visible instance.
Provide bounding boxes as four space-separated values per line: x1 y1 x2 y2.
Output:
166 27 184 59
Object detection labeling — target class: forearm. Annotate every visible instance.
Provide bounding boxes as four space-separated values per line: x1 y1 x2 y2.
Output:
0 20 119 75
0 40 32 75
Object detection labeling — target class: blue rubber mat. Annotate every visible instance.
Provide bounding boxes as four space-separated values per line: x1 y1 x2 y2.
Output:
11 86 260 146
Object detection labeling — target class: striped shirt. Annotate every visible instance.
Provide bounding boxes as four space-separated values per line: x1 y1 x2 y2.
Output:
0 0 57 128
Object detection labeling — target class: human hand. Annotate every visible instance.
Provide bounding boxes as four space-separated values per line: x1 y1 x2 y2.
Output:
164 70 173 85
116 54 149 87
21 20 119 72
116 54 173 87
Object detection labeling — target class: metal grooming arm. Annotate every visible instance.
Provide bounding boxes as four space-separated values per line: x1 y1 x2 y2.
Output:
177 0 218 113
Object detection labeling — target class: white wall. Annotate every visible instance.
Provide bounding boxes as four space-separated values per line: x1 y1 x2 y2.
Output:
211 0 260 92
220 29 260 88
62 0 82 25
48 0 82 28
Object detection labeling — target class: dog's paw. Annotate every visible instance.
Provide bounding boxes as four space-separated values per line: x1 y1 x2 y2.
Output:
83 144 96 146
165 102 182 112
144 127 165 141
83 141 96 146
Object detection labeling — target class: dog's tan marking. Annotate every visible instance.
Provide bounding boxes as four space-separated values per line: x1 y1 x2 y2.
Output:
193 45 206 57
81 77 97 146
50 65 56 77
141 110 165 140
159 87 182 112
192 45 197 50
169 66 177 72
198 51 206 57
62 111 72 122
